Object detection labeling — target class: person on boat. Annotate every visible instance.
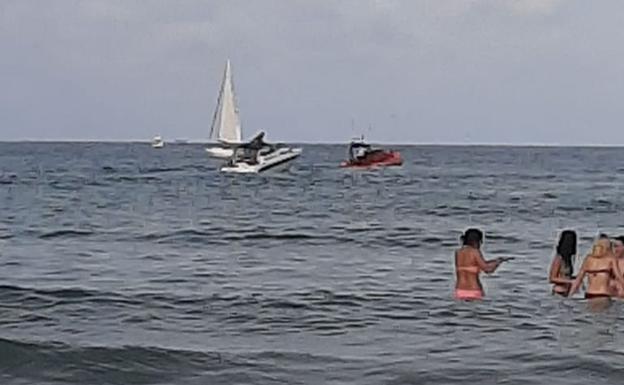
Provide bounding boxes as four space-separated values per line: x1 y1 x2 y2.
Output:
454 228 511 300
348 141 371 161
609 236 624 297
568 238 624 300
355 145 368 159
248 131 267 149
548 230 577 296
233 131 269 165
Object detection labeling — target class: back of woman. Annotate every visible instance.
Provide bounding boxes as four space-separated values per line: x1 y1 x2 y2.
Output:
454 228 508 300
455 246 482 292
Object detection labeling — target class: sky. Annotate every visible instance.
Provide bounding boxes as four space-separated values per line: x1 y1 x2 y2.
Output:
1 0 624 144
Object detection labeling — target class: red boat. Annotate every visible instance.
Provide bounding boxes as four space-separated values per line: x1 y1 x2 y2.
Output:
340 140 403 168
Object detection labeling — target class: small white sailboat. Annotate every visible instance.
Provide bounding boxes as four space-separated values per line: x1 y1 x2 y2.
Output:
220 132 302 173
151 135 164 148
206 60 242 158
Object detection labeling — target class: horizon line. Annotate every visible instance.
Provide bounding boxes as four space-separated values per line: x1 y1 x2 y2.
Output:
1 139 624 148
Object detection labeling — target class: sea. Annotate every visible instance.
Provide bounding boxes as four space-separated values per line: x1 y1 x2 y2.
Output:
1 142 624 385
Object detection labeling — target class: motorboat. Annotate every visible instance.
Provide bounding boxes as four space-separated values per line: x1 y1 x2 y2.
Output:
151 135 165 148
220 132 302 173
206 60 242 158
339 137 402 168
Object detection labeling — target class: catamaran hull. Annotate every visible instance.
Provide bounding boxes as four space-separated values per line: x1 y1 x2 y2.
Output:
220 148 302 174
206 147 234 158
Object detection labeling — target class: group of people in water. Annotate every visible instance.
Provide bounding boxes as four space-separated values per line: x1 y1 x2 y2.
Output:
454 228 624 301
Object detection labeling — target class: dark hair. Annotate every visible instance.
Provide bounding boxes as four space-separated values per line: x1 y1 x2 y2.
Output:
557 230 577 276
599 233 609 240
614 236 624 244
461 228 483 248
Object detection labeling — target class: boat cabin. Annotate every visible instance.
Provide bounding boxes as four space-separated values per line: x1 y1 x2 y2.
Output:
348 141 374 160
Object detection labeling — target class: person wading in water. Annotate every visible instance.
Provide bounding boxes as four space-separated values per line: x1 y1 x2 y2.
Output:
548 230 577 296
454 228 512 300
569 238 624 302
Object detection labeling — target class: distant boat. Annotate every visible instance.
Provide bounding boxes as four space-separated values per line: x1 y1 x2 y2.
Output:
151 135 165 148
206 60 243 158
339 136 402 168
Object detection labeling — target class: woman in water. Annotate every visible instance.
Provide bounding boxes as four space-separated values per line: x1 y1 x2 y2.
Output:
568 238 624 300
609 236 624 297
548 230 577 296
454 228 511 300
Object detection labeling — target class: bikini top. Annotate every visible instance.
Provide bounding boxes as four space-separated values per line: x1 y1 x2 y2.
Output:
586 268 611 276
457 266 479 274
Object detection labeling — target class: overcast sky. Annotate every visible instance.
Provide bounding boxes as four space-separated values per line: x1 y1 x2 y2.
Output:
1 0 623 144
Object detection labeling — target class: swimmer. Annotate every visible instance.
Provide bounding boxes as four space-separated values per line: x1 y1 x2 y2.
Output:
548 230 577 296
568 238 624 300
609 236 624 297
454 228 511 300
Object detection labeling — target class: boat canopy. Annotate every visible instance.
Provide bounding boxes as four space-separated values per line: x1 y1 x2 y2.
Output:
235 131 267 150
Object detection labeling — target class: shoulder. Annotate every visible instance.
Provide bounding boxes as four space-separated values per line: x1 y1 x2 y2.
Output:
456 247 476 260
581 255 593 267
466 247 482 260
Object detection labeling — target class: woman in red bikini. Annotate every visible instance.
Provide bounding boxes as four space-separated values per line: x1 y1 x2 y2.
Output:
569 238 624 300
454 228 511 300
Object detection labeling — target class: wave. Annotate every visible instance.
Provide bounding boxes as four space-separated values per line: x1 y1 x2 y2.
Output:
134 228 353 245
103 175 163 183
39 229 94 239
0 337 223 384
129 226 465 249
139 167 186 174
224 232 344 242
0 337 352 384
0 285 146 312
0 175 17 185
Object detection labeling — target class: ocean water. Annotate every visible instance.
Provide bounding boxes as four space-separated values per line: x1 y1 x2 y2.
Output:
1 142 624 385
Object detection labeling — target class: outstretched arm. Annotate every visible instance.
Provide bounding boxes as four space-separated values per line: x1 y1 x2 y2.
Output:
475 250 502 274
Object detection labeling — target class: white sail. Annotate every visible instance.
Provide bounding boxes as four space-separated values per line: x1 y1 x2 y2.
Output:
210 60 242 144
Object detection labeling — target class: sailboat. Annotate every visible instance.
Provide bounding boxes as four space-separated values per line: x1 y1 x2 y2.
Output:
205 60 242 158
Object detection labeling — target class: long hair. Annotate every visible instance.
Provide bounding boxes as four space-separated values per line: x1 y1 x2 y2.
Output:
461 228 483 248
556 230 577 276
